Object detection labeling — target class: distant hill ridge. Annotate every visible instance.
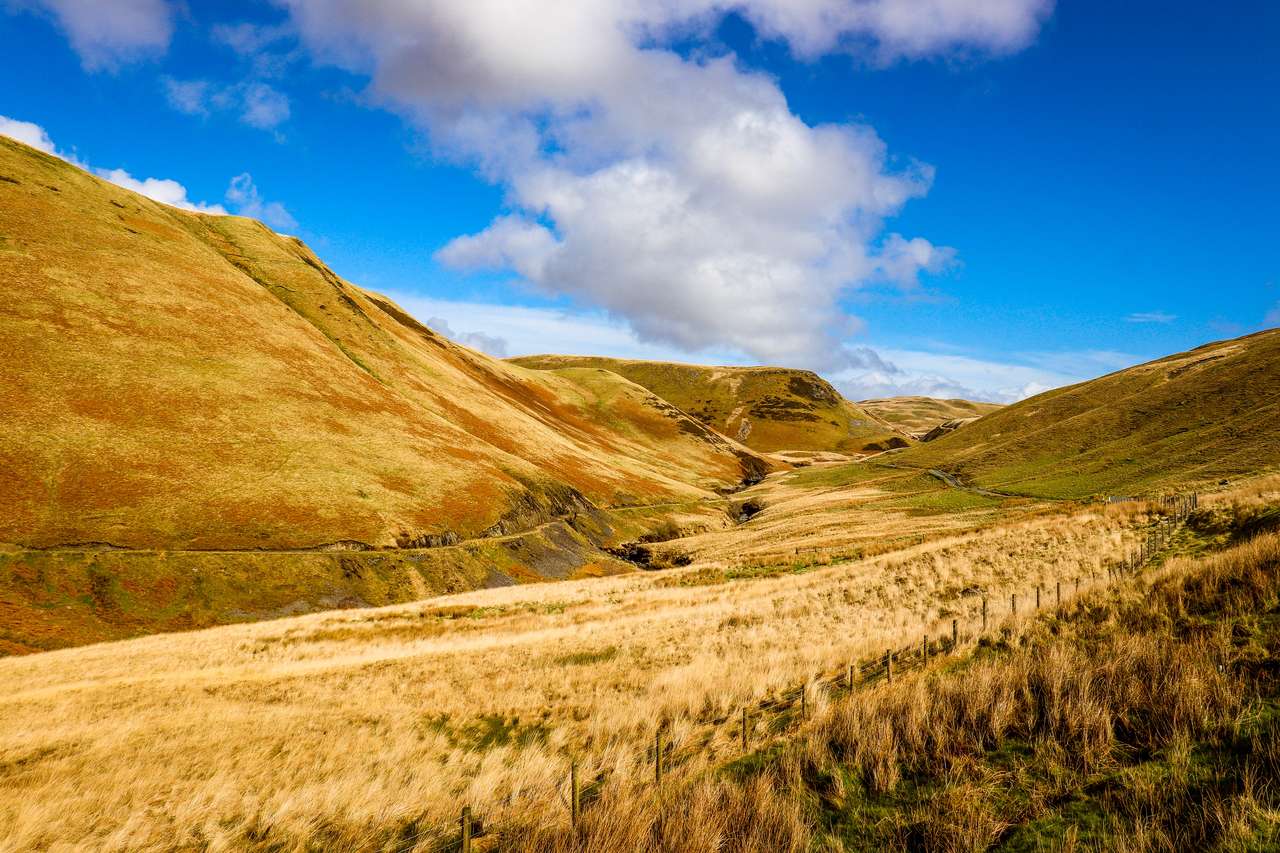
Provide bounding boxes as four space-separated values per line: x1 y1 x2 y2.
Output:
859 396 1003 438
509 355 908 454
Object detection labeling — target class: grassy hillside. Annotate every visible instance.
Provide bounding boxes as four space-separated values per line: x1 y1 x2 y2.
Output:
860 395 1002 437
0 136 773 646
0 135 766 552
900 330 1280 498
511 355 906 454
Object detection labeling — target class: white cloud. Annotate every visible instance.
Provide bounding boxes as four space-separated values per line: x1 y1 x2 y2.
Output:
95 167 228 214
225 173 298 231
282 0 1049 371
0 115 301 230
1 113 227 212
162 77 292 131
386 294 749 364
0 115 57 154
1126 310 1176 324
834 346 1092 403
10 0 174 70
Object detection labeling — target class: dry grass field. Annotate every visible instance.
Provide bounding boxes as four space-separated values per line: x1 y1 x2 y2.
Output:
0 471 1183 850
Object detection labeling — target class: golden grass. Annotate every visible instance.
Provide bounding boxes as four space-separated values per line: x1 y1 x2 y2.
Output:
0 493 1164 850
0 135 764 555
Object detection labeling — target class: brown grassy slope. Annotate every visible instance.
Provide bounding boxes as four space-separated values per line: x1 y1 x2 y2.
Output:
897 329 1280 499
510 355 906 454
0 494 1152 850
0 136 767 551
859 395 1002 437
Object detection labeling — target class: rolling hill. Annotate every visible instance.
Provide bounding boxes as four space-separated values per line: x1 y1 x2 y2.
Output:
510 355 907 454
899 330 1280 498
0 136 769 648
860 396 1002 438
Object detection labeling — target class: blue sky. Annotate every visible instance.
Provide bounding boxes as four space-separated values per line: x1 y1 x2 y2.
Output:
1 0 1276 401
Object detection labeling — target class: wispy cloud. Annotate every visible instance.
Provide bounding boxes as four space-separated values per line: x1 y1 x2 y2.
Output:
1265 302 1280 327
162 77 291 132
1126 310 1176 324
7 0 173 70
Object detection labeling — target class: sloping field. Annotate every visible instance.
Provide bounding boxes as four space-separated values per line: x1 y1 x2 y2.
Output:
898 329 1280 498
0 136 766 554
0 486 1167 850
859 395 1002 437
511 355 906 454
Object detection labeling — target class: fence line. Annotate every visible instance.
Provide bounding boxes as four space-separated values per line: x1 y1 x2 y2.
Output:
427 492 1197 851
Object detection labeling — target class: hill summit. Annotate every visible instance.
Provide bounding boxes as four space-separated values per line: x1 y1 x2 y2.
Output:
510 355 907 455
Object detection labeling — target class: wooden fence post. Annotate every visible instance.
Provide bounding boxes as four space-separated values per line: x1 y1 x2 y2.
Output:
1056 581 1061 606
922 635 928 664
1036 585 1041 609
461 806 472 853
982 597 988 632
952 618 958 648
1011 593 1017 616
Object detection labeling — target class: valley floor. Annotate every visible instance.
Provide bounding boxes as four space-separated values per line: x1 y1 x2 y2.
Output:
4 467 1271 850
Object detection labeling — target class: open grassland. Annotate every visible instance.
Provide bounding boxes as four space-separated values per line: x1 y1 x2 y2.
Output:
663 461 1048 570
898 329 1280 500
510 355 906 454
859 396 1003 438
496 522 1280 852
0 484 1185 850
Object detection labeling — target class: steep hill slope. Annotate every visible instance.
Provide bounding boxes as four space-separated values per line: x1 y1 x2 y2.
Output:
899 330 1280 498
860 396 1002 438
0 136 767 552
510 355 906 454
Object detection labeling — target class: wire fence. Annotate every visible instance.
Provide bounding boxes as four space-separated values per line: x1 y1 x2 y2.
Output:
399 492 1199 852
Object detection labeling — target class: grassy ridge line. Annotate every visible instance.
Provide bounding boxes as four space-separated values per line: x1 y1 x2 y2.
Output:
897 329 1280 500
480 508 1279 851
